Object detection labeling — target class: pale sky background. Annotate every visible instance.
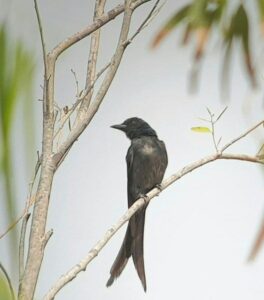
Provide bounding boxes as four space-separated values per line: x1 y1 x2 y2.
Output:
1 0 264 299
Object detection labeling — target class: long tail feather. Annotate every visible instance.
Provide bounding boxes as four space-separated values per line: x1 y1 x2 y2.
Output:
106 226 132 287
131 208 147 291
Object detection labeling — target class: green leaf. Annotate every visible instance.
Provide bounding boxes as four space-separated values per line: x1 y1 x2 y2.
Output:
188 0 227 28
0 262 15 300
191 126 212 133
258 0 264 19
223 4 256 88
0 24 35 266
0 276 13 300
151 4 191 47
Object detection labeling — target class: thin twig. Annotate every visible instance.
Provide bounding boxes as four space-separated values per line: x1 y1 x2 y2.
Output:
206 107 228 152
43 229 53 249
124 0 162 47
0 262 15 300
34 0 47 73
207 109 218 152
78 0 106 117
0 152 40 241
19 213 31 284
215 106 228 122
50 1 151 60
53 62 110 140
221 120 264 152
70 69 79 96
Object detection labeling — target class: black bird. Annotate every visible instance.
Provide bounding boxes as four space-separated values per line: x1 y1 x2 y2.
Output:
106 117 168 291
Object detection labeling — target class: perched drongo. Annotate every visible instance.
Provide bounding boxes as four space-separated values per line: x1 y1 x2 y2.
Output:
106 117 168 291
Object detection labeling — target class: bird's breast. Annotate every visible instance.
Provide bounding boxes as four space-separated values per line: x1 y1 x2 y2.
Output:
140 144 155 155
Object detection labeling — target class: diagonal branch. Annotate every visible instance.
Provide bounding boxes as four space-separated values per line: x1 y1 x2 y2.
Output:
53 62 110 141
221 120 264 152
77 0 106 118
34 0 47 74
43 120 264 300
50 0 151 60
19 213 31 284
43 151 263 300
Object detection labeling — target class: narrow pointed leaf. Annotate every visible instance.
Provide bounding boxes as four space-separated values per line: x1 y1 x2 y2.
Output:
151 4 191 48
191 126 212 133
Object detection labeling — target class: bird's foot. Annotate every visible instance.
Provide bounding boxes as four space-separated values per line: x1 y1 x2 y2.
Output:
155 184 162 195
139 193 149 205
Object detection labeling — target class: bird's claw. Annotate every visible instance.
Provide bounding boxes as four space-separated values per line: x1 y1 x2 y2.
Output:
155 184 162 195
139 193 149 205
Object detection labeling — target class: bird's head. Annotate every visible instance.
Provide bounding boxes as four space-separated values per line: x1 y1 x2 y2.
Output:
111 117 157 140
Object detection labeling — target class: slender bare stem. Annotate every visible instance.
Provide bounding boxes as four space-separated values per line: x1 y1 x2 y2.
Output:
124 0 161 46
34 0 47 73
50 0 150 60
53 62 110 140
19 213 31 284
221 120 264 152
19 0 56 297
77 0 106 118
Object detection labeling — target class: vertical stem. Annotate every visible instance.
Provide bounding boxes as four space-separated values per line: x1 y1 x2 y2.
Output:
18 55 55 300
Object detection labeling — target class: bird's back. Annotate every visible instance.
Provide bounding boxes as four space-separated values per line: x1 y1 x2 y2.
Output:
126 136 168 206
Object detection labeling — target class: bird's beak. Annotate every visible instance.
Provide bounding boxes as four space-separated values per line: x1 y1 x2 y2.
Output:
111 124 127 131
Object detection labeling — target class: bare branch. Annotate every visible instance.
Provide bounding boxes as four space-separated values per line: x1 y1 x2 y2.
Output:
78 0 106 117
221 120 264 152
50 0 151 60
19 213 31 284
70 69 79 96
53 62 110 141
215 106 228 123
19 2 56 298
34 0 47 74
43 229 53 249
0 193 36 241
124 0 161 46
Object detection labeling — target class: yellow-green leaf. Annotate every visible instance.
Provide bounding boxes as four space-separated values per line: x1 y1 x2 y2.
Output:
191 126 212 133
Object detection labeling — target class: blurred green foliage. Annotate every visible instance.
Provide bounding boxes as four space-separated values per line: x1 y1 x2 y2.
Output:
0 262 15 300
0 25 35 258
0 276 14 300
152 0 263 94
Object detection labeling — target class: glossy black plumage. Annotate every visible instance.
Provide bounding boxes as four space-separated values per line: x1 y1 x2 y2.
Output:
106 117 168 291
